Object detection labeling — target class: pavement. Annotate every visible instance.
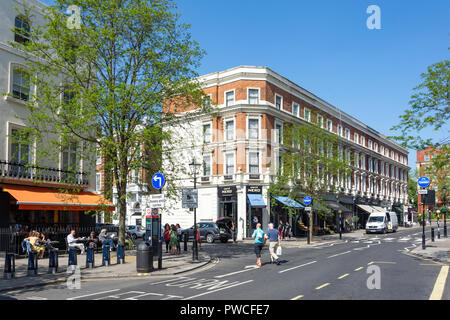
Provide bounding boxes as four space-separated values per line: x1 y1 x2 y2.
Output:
410 236 450 264
0 249 210 293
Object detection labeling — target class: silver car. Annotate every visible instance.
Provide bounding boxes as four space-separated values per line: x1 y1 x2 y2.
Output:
127 225 146 239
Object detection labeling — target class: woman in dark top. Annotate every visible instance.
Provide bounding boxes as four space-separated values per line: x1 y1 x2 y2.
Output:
163 224 171 253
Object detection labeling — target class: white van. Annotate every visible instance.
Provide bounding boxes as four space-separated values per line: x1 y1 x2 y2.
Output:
366 211 398 234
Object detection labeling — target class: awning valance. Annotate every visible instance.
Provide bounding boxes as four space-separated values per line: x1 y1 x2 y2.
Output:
273 196 304 208
2 184 115 211
247 194 266 208
370 205 386 212
324 201 351 213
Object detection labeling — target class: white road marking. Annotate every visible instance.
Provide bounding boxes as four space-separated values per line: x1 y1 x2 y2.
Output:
278 260 317 274
95 291 145 300
25 296 48 300
149 277 193 286
125 292 164 300
215 266 258 278
67 289 120 300
183 280 253 300
327 251 351 258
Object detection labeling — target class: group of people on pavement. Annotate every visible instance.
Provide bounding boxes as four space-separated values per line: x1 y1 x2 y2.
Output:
277 220 292 240
66 229 117 255
252 222 285 268
163 223 185 255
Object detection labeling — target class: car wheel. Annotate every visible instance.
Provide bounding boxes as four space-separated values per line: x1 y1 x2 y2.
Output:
132 234 137 240
206 234 214 243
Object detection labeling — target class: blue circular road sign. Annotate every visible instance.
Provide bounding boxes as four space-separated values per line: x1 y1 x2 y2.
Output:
417 176 430 188
303 196 312 206
152 173 165 189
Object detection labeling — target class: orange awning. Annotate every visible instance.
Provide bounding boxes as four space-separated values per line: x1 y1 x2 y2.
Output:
1 184 115 211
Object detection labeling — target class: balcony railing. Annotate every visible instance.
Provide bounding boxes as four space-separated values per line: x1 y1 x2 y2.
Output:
0 160 89 186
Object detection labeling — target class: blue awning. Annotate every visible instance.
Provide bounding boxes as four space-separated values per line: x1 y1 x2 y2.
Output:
273 196 304 208
247 194 266 208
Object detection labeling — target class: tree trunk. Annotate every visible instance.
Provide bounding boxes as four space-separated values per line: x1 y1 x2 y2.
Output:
117 154 129 247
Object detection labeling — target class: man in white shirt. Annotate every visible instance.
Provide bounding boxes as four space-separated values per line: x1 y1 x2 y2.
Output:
67 230 85 254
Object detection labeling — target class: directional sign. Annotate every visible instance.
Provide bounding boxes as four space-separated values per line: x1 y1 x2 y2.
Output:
149 194 165 208
182 189 198 209
303 196 312 206
417 176 430 188
152 173 165 190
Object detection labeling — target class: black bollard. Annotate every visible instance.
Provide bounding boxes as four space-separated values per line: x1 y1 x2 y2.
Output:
431 227 435 242
117 244 125 264
102 245 110 266
3 253 16 279
48 249 58 274
27 252 38 277
68 248 77 267
184 233 188 251
86 247 95 268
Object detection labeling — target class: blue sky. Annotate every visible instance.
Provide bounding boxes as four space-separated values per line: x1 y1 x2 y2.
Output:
41 0 450 170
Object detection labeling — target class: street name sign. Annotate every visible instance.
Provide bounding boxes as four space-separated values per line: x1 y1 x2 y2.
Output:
418 189 428 195
305 207 312 211
417 176 430 188
149 194 165 208
182 189 198 209
303 196 312 206
152 173 165 190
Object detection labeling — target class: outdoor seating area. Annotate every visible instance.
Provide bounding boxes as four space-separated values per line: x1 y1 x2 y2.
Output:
0 224 135 258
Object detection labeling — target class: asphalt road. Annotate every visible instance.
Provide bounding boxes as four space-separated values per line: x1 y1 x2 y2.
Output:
1 226 449 301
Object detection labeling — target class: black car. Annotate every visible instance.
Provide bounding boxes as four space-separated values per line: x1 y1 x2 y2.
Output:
181 222 231 243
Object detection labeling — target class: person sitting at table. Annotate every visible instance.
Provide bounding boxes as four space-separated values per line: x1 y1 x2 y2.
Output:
24 231 45 259
99 229 115 251
67 230 85 254
86 232 100 248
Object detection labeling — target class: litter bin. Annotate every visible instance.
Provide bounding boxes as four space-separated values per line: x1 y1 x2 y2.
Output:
136 242 153 273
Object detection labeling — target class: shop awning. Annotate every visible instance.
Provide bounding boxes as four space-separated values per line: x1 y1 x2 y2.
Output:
2 184 115 211
370 205 386 213
273 196 304 208
247 194 266 208
357 204 378 214
324 201 351 213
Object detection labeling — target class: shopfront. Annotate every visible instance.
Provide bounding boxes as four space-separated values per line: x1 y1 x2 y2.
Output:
218 185 237 229
246 185 266 237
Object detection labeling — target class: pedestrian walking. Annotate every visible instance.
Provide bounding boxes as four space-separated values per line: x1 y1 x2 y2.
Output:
176 224 182 254
278 220 285 240
265 223 281 265
231 220 237 244
252 223 265 268
163 224 171 253
196 225 202 249
285 222 292 240
169 225 178 255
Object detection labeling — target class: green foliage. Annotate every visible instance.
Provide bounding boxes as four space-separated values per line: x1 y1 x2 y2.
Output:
268 119 351 240
408 170 418 210
9 0 207 244
390 60 449 150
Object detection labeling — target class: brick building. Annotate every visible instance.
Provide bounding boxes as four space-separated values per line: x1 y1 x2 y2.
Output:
161 66 410 239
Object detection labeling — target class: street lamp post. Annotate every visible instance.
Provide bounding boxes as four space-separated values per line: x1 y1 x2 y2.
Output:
443 186 448 238
338 210 342 240
189 159 201 261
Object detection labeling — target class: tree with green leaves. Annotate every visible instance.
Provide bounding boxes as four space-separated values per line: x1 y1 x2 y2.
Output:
391 60 449 150
407 170 418 210
269 119 352 243
10 0 207 245
391 60 449 210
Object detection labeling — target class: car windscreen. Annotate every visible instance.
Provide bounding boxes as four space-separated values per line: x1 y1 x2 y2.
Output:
368 216 384 223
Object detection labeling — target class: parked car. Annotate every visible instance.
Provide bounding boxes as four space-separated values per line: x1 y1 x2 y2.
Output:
127 225 146 239
180 222 231 243
366 211 398 234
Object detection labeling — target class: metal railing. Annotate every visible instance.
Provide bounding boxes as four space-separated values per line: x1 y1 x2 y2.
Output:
0 160 89 186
